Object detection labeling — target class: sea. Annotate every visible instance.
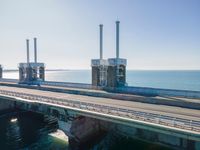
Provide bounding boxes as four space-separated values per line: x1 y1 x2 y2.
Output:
1 70 200 150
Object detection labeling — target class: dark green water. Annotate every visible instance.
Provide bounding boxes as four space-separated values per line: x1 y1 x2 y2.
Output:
109 137 172 150
0 110 68 150
0 109 173 150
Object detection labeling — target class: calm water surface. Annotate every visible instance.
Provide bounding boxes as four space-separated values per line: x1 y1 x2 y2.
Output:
0 110 68 150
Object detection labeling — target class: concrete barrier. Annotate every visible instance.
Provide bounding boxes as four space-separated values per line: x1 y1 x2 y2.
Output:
113 86 200 99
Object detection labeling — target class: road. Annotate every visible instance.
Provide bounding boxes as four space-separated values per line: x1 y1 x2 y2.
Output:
0 85 200 122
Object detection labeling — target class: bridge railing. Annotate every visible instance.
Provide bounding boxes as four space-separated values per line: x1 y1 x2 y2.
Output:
0 89 200 133
114 86 200 99
0 78 18 83
0 78 101 90
41 81 102 90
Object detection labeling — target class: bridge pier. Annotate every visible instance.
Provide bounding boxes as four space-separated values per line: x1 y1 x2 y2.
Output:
69 116 105 149
48 107 105 149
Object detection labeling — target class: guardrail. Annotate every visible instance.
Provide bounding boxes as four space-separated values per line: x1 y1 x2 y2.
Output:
41 81 99 89
0 78 18 83
115 86 200 99
0 89 200 133
0 78 101 90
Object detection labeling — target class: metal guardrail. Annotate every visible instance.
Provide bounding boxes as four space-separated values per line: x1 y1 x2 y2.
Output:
0 78 18 83
0 78 99 90
0 89 200 133
41 81 96 89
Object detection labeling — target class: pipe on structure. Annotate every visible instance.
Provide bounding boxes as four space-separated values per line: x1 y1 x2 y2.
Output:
26 39 30 64
99 24 103 60
116 21 120 59
34 37 37 63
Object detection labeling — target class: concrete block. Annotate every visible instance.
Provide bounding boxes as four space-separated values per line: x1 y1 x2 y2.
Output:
158 133 180 146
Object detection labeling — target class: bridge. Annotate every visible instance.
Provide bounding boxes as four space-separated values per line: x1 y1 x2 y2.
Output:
0 22 200 149
0 79 200 149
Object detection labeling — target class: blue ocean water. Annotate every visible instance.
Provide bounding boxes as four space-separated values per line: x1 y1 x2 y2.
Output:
4 70 200 91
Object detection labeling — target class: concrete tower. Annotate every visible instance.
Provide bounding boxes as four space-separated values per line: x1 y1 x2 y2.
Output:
19 38 45 84
107 21 127 87
91 24 108 86
0 65 2 79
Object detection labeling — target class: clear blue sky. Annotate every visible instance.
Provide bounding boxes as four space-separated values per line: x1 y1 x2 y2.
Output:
0 0 199 70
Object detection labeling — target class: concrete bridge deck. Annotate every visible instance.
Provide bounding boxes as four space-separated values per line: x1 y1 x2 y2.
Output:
0 85 200 121
1 84 200 141
1 79 200 110
1 79 200 144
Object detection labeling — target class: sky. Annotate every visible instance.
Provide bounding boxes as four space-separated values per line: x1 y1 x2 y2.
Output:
0 0 199 70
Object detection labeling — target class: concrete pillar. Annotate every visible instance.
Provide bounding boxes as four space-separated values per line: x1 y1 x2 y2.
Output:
0 65 2 78
92 66 100 86
32 67 38 80
34 38 37 63
69 117 102 149
26 39 30 64
107 59 126 87
19 67 24 81
39 66 45 81
26 66 33 82
116 21 120 59
107 65 117 87
99 24 103 60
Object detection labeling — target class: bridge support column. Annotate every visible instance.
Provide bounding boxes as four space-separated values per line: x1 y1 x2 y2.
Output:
69 116 105 149
0 98 15 111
